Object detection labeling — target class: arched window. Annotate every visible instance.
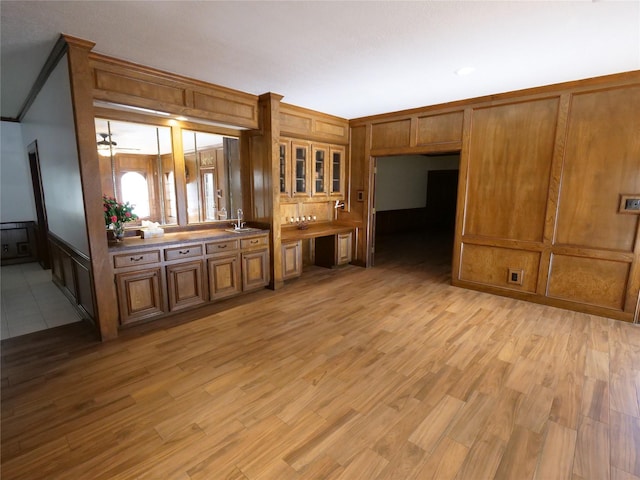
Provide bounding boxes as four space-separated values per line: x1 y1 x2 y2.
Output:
121 172 150 218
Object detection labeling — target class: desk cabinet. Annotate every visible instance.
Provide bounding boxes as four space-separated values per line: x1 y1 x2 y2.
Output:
315 232 352 268
282 240 302 280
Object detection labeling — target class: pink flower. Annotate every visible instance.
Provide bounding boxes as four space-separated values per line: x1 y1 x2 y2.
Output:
111 215 118 223
125 212 131 217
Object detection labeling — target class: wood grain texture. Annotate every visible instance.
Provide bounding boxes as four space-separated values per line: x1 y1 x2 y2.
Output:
2 232 639 480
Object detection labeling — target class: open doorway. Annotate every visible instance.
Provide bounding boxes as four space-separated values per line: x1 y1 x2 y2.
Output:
373 153 460 279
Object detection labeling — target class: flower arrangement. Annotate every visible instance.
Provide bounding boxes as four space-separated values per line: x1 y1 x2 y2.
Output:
103 195 138 226
103 195 138 241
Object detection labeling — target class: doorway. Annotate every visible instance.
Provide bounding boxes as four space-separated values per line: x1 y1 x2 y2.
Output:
372 153 460 276
27 140 50 269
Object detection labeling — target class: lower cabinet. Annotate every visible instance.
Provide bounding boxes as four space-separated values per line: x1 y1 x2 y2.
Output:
166 260 206 312
207 254 241 300
242 249 270 291
282 240 302 280
111 232 270 326
115 267 165 325
315 232 352 268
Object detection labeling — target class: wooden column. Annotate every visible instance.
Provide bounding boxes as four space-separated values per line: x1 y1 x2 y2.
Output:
65 35 119 340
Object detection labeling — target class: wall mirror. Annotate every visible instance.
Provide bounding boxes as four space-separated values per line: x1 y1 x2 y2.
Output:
96 117 243 227
96 118 177 226
182 130 241 224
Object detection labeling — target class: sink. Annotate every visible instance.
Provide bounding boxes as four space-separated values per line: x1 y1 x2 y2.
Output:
224 227 262 233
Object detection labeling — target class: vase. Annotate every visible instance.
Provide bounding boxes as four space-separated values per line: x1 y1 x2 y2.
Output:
112 222 126 242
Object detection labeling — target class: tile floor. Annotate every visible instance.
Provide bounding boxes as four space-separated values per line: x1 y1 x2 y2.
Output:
1 262 81 340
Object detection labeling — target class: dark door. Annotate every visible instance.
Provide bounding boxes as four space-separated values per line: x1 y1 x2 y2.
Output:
426 169 459 232
27 140 50 269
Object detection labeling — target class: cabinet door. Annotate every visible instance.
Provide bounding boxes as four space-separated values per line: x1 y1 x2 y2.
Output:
208 254 241 300
242 249 269 291
116 268 165 324
166 260 206 312
311 144 329 197
278 142 292 200
282 240 302 280
336 232 352 265
330 145 345 197
292 141 310 198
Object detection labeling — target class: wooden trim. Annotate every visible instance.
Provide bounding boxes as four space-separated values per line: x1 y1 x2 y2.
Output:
16 35 76 122
66 38 119 341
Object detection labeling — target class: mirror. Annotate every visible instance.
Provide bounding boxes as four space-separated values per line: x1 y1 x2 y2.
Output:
96 118 176 226
96 117 243 227
182 130 241 224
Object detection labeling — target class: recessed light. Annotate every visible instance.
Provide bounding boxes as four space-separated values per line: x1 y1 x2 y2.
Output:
455 67 476 76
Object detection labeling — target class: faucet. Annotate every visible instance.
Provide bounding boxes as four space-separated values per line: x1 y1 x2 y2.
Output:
235 208 245 230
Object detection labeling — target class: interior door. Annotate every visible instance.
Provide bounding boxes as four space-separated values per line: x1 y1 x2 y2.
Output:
27 140 50 269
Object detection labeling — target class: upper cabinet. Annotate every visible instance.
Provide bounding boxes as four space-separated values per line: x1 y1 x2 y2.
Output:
280 138 346 202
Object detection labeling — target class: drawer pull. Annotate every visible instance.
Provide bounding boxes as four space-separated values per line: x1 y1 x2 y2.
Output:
130 256 144 262
217 244 227 249
179 249 190 255
250 240 259 244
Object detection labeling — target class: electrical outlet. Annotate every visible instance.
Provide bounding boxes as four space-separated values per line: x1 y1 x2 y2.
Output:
2 244 8 253
507 268 524 286
619 194 640 214
625 198 640 210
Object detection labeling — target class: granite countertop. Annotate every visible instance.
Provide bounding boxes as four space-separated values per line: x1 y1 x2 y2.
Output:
108 227 269 252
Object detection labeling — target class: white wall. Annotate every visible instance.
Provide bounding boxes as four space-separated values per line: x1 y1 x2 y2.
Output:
0 121 36 222
375 154 459 211
21 54 89 255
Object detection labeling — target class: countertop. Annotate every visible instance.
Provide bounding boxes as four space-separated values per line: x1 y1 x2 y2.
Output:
281 222 354 241
108 227 269 252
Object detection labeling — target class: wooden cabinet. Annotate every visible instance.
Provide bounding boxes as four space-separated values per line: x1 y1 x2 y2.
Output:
292 140 310 198
166 259 206 312
311 144 328 197
315 232 352 268
115 266 165 325
206 238 241 300
241 234 270 291
329 146 345 198
110 231 270 325
282 240 302 280
281 138 346 201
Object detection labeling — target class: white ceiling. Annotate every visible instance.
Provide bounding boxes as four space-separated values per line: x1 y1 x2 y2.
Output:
1 1 639 121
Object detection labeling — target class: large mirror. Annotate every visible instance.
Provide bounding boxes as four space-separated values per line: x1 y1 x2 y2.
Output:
182 130 241 224
96 118 176 225
96 117 243 227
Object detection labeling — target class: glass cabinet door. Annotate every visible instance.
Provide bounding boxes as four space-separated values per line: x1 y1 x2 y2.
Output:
330 145 345 197
312 145 328 197
279 142 291 199
292 141 309 197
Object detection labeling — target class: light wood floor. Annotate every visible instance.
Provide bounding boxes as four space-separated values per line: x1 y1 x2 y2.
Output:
2 231 639 480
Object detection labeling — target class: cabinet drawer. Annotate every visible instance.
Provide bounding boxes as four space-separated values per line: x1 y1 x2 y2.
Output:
164 244 203 261
113 250 161 268
206 239 239 255
240 235 268 250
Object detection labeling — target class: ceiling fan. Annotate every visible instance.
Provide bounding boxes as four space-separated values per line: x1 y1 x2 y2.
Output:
96 132 140 156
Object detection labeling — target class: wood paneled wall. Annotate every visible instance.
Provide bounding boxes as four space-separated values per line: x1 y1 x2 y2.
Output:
350 71 640 322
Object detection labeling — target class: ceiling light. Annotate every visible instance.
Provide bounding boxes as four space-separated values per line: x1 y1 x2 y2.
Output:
175 116 188 121
455 67 476 76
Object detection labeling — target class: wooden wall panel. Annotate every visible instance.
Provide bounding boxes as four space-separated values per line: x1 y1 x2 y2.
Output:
279 104 349 144
416 111 463 146
192 92 256 124
548 255 630 310
460 244 540 293
464 98 560 242
94 69 186 105
371 119 411 150
555 86 640 252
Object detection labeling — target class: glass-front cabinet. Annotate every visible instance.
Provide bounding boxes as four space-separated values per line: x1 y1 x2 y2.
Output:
95 116 243 228
279 142 291 200
330 145 345 197
312 145 328 197
292 141 310 198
